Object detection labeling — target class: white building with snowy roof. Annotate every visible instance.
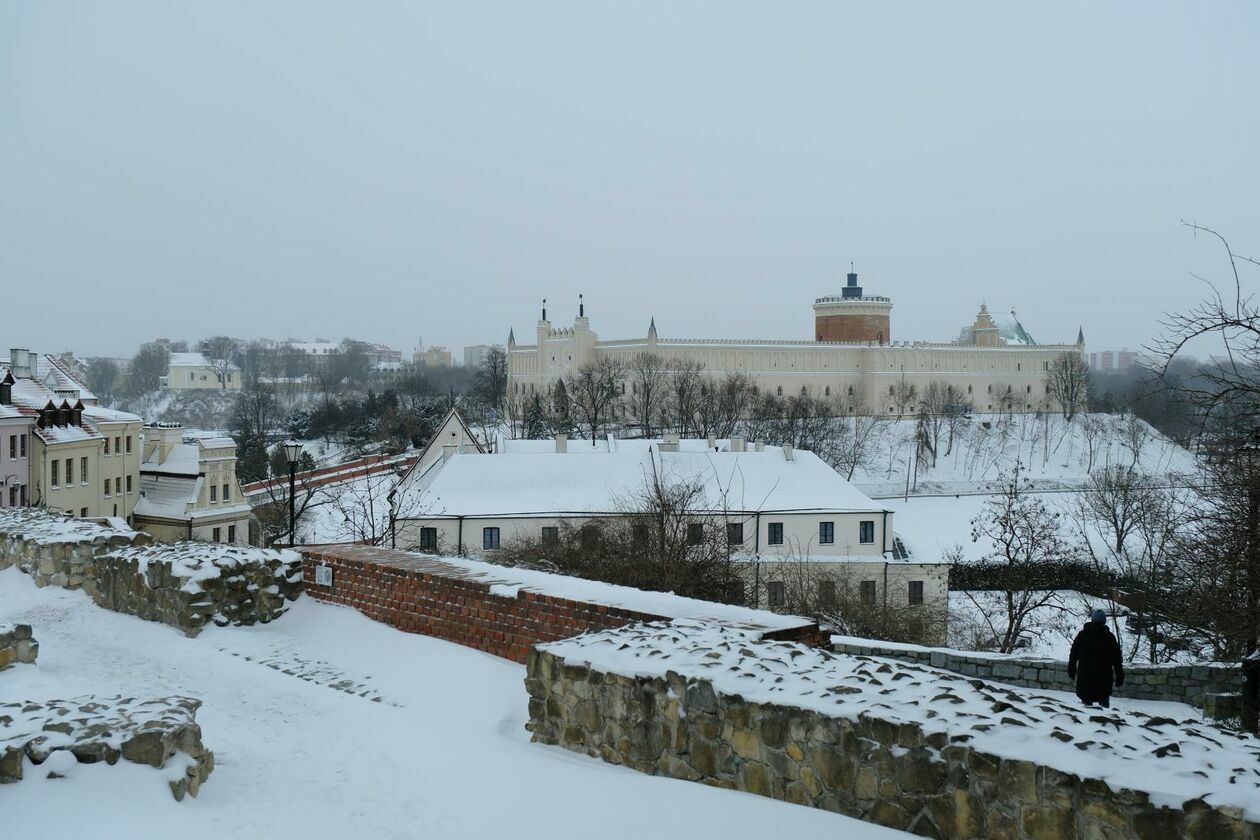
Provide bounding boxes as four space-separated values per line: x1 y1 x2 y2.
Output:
165 352 241 391
395 431 947 620
132 423 251 544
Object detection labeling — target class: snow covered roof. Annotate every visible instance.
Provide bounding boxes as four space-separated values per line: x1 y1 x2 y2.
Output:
82 405 141 424
134 474 201 518
169 352 239 370
142 442 201 475
0 354 98 403
403 443 887 517
195 436 237 451
993 309 1036 345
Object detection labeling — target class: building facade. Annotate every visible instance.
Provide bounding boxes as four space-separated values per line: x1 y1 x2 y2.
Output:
166 352 242 390
507 275 1083 415
132 424 251 543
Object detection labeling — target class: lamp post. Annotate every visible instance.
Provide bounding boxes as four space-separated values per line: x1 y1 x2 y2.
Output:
1238 428 1260 733
284 440 304 547
387 484 398 550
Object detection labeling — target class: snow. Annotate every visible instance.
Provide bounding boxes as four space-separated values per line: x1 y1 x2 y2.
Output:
404 446 888 517
0 567 905 839
543 620 1260 819
143 441 201 475
0 507 134 544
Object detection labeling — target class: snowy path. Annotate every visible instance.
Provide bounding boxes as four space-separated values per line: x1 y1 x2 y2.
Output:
0 567 906 839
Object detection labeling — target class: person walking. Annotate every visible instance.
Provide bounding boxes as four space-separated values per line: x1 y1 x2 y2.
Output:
1068 609 1124 708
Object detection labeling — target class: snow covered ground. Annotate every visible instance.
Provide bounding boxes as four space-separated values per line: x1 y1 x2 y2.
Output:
0 567 907 839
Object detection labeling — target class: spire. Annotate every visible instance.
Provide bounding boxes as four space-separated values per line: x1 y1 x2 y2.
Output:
648 316 657 338
579 293 584 318
1077 326 1085 346
508 328 516 347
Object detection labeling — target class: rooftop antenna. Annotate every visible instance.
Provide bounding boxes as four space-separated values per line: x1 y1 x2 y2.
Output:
542 298 547 321
579 293 584 317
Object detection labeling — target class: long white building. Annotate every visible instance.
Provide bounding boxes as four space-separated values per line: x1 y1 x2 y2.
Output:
507 273 1082 414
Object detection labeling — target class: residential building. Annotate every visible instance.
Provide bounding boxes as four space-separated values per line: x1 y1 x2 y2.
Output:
415 345 452 368
395 429 947 618
1089 349 1140 372
165 352 242 390
0 349 142 520
132 423 251 543
507 274 1084 415
463 345 492 369
0 371 32 509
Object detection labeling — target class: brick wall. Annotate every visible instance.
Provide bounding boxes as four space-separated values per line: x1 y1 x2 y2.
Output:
301 544 822 663
815 313 890 343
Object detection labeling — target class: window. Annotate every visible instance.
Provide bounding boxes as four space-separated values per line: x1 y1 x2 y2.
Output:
859 520 875 544
541 526 559 545
80 457 88 484
419 527 438 551
65 459 74 485
726 522 744 545
115 477 121 496
210 484 217 502
213 527 222 542
687 522 704 546
114 436 121 454
776 386 783 396
19 434 25 457
767 522 784 546
9 487 16 507
80 507 88 518
483 527 500 550
909 580 925 605
824 386 831 397
819 521 834 545
860 580 877 606
222 483 230 502
51 460 59 487
126 475 133 493
767 581 785 607
228 525 236 543
103 479 111 497
819 579 836 607
104 437 111 455
126 435 132 454
8 435 14 458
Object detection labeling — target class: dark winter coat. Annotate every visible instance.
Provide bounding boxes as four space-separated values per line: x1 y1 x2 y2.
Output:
1068 622 1124 703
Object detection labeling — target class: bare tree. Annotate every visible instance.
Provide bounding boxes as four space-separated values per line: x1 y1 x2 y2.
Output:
1079 413 1106 472
959 463 1072 653
200 336 240 389
830 409 883 481
665 359 706 437
565 358 625 443
1045 351 1090 421
320 468 433 547
625 352 669 438
1118 412 1151 469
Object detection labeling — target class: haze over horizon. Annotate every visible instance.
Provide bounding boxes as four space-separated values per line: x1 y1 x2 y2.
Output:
2 2 1257 360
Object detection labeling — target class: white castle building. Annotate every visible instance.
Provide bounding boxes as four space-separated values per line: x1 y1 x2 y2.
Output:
507 272 1083 414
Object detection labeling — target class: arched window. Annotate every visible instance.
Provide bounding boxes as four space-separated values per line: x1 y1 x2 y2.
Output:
824 386 831 397
776 386 783 396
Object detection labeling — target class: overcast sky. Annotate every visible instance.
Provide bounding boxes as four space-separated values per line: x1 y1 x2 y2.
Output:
2 2 1257 360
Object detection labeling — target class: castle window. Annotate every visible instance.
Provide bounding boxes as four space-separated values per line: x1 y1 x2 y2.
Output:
968 385 972 394
824 386 831 397
776 386 782 396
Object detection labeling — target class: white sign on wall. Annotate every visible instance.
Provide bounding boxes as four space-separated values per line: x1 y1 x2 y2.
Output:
315 565 334 587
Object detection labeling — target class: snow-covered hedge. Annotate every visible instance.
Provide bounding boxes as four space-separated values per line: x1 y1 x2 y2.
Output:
529 620 1260 838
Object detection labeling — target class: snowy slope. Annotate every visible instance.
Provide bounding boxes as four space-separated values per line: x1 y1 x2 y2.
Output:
0 568 907 839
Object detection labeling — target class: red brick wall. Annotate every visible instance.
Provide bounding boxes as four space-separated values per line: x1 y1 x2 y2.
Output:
301 546 823 663
815 313 891 343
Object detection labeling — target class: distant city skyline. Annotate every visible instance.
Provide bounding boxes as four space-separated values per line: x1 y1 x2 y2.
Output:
2 3 1256 358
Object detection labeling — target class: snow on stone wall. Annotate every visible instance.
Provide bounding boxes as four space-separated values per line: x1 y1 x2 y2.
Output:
831 636 1243 710
528 620 1260 838
0 508 302 636
0 624 38 670
0 695 213 801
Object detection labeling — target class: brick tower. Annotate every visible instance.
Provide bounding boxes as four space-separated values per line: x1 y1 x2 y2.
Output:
812 268 892 344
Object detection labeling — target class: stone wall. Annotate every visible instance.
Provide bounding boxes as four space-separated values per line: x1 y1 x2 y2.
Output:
0 624 38 670
301 544 823 663
528 622 1260 839
831 636 1242 708
0 508 302 637
0 695 213 801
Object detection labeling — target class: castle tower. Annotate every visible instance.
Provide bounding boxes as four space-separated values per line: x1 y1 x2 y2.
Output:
812 267 892 344
968 304 1001 347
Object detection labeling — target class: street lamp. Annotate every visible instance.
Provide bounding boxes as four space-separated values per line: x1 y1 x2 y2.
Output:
284 440 304 547
1238 427 1260 733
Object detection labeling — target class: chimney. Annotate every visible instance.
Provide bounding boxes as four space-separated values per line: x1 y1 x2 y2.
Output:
659 432 680 453
707 435 717 450
442 443 458 461
555 433 567 454
730 435 745 452
754 440 764 452
10 348 33 380
783 444 794 461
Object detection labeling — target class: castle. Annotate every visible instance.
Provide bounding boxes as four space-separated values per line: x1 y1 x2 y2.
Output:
506 272 1083 414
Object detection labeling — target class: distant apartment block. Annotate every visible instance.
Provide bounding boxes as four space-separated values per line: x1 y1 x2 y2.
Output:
415 346 452 368
463 345 492 369
1088 349 1139 372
